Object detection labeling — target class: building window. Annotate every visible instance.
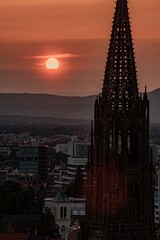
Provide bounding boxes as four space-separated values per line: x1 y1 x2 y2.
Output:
118 131 121 154
128 131 130 154
109 130 113 148
64 206 67 218
60 206 63 219
61 225 65 232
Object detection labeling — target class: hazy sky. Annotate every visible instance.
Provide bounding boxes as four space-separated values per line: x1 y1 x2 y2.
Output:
0 0 159 95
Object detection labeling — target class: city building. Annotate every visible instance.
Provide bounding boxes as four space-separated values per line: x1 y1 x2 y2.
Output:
70 197 85 224
62 157 87 184
19 146 48 183
0 146 11 157
48 167 67 186
44 190 85 239
150 143 160 164
54 140 88 185
67 140 88 158
0 169 8 181
81 0 154 239
45 189 71 240
55 143 68 155
154 165 160 224
55 140 89 159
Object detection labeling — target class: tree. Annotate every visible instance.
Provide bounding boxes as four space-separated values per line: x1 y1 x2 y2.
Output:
0 180 22 200
6 192 17 214
0 180 22 217
31 198 43 214
73 166 84 197
16 189 34 214
37 207 61 239
0 196 5 219
65 166 84 198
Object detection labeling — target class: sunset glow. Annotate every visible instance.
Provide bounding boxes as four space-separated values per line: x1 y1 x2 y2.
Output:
45 58 59 70
0 0 159 95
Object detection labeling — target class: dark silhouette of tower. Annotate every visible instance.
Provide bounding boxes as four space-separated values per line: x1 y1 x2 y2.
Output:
81 0 154 239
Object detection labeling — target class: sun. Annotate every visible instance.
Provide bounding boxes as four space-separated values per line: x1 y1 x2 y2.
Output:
45 58 59 69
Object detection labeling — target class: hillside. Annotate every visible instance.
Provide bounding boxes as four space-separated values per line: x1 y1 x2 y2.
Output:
0 89 159 123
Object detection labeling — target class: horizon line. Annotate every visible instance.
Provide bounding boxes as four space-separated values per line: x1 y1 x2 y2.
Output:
0 87 159 98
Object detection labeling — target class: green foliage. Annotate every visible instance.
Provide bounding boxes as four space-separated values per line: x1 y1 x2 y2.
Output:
6 192 17 214
0 180 43 217
74 166 84 197
65 166 84 198
0 196 5 218
50 149 68 167
31 198 43 214
0 180 22 199
37 207 61 238
16 189 34 214
0 180 22 219
65 182 75 197
55 151 68 164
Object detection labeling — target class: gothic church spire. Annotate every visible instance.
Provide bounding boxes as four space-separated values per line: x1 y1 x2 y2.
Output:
103 0 138 112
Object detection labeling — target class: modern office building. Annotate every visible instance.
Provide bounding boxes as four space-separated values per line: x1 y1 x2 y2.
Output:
150 143 160 164
19 146 48 183
55 140 89 185
62 157 87 184
55 140 89 159
67 140 89 158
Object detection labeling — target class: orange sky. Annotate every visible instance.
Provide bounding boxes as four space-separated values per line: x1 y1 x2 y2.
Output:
0 0 159 95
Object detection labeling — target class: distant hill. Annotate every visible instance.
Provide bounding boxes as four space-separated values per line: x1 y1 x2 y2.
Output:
0 93 95 120
0 89 159 123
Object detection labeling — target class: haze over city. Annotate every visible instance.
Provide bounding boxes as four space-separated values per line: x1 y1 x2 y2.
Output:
0 1 160 240
0 0 159 96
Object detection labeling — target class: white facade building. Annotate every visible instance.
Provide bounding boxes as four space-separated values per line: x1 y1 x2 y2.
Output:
45 189 71 240
154 165 160 224
55 140 89 158
54 140 89 185
150 143 160 164
62 157 87 184
55 144 68 154
44 190 85 239
67 140 88 158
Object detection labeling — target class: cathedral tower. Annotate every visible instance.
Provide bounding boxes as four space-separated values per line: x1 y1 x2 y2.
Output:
81 0 154 239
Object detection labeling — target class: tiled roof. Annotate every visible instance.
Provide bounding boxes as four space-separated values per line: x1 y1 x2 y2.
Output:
54 189 69 203
0 233 29 240
67 232 78 240
0 215 41 233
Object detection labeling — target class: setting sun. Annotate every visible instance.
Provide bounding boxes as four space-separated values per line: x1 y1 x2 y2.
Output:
45 58 59 69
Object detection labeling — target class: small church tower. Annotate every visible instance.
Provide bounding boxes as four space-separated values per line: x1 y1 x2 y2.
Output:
52 189 71 240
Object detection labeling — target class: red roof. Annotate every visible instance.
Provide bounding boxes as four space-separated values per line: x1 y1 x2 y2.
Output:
67 232 78 240
0 233 29 240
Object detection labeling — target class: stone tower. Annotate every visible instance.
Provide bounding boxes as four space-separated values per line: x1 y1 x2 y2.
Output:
81 0 154 239
52 189 71 240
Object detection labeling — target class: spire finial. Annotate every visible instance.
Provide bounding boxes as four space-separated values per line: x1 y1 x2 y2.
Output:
145 85 147 93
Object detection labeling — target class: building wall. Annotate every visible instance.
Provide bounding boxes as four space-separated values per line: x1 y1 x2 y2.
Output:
0 170 8 180
150 143 160 164
19 146 48 183
62 157 87 183
154 167 160 224
19 147 39 174
52 202 71 240
67 141 88 158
